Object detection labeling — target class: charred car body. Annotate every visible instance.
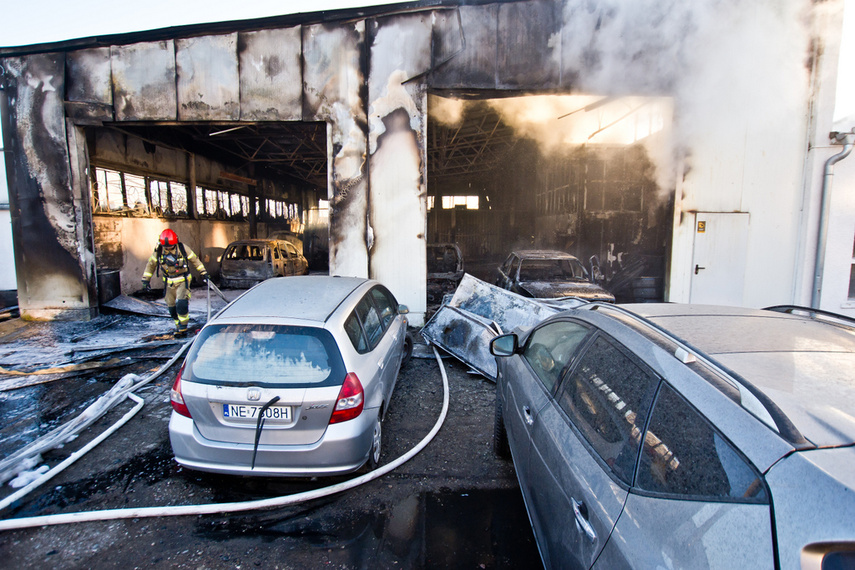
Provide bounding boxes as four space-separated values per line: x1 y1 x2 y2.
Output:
496 250 614 302
219 238 309 289
168 275 409 476
426 243 465 307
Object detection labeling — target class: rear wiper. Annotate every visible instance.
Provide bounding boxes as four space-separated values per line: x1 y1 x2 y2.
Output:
251 396 281 470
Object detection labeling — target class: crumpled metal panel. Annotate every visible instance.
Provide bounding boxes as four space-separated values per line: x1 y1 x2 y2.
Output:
239 28 302 121
429 5 498 89
177 34 239 121
111 40 177 121
421 274 581 380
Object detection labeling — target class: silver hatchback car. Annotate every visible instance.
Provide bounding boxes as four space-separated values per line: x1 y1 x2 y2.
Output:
491 303 855 569
169 275 409 476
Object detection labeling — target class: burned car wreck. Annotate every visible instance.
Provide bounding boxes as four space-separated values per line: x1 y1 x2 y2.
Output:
496 250 615 303
219 239 309 289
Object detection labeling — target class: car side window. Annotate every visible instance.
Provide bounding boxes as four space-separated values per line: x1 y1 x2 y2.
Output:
636 383 768 502
523 321 591 392
273 247 281 260
355 297 384 349
369 287 397 330
500 255 513 275
285 243 297 257
555 335 659 484
344 313 368 353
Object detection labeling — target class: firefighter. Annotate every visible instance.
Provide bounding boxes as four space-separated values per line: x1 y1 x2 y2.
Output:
141 229 209 337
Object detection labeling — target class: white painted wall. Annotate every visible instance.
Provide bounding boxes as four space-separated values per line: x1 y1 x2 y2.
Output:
668 0 826 309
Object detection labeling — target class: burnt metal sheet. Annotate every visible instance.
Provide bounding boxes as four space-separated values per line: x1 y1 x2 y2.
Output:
239 28 302 120
66 48 112 107
421 304 501 380
421 274 576 380
367 12 432 322
431 9 465 70
176 34 240 121
3 54 97 320
111 40 177 121
428 5 498 89
303 21 370 278
497 0 561 88
102 294 169 317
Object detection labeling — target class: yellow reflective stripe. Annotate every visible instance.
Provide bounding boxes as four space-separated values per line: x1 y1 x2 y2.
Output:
178 314 190 324
142 272 153 278
166 275 189 284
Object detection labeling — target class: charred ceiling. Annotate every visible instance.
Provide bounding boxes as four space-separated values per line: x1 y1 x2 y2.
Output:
103 122 328 189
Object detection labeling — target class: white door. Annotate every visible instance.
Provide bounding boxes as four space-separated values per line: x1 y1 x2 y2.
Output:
690 212 750 305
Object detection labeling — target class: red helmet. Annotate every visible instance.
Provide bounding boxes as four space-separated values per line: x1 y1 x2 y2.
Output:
159 229 178 246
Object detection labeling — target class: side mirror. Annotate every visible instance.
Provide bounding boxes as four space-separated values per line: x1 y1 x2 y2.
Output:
398 304 409 315
490 333 519 357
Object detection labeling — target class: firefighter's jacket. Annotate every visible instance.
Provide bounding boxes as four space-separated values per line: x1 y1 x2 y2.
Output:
142 242 207 285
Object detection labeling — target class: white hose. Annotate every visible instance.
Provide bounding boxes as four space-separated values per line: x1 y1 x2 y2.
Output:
0 346 450 531
0 393 145 512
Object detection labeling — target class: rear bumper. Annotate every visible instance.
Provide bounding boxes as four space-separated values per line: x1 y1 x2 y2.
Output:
168 409 376 477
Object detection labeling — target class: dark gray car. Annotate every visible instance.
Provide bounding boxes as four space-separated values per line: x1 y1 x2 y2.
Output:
491 303 855 569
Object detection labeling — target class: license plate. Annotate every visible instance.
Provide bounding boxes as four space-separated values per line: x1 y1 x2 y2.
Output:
223 404 292 422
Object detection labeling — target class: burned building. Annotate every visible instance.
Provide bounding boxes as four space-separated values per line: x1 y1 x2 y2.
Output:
1 0 853 325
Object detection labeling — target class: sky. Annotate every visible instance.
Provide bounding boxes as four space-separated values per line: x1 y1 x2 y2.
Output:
1 1 398 47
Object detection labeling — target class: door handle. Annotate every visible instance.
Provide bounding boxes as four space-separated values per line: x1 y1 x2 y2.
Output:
695 264 706 275
572 498 597 543
523 406 534 426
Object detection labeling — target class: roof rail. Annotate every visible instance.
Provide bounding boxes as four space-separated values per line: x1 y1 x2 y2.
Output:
587 303 810 447
763 305 855 329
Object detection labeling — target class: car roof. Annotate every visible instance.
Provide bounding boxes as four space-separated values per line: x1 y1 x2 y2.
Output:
225 239 285 246
617 304 855 448
214 275 367 323
511 249 580 260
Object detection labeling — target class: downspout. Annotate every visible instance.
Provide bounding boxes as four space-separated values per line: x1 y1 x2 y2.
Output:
811 130 855 308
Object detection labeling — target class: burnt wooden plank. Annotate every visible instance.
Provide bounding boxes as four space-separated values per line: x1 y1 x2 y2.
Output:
176 34 240 121
239 27 302 120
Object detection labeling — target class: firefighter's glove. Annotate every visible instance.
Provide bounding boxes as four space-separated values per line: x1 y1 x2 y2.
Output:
141 280 151 292
200 274 209 284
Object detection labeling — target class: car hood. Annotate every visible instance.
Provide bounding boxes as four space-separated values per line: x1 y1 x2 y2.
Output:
519 280 615 301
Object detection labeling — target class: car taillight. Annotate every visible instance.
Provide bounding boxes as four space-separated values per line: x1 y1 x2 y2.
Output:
329 372 364 424
170 364 192 418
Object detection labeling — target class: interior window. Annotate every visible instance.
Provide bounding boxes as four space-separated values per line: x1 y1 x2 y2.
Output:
636 383 768 502
523 320 591 392
355 297 384 349
555 335 659 484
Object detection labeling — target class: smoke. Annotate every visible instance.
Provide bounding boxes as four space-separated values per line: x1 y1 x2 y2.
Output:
430 0 811 200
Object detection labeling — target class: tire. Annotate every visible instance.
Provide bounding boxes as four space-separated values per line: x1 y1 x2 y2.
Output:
401 333 413 368
493 392 511 459
365 417 382 471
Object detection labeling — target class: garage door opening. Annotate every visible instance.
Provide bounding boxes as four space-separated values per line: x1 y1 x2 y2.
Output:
84 121 329 296
427 93 675 304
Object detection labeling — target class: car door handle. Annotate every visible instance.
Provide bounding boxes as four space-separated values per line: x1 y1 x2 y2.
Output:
572 498 597 543
523 406 534 426
695 264 705 275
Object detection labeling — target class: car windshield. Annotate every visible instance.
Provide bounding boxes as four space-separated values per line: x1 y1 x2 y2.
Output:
185 324 345 387
518 258 586 282
225 244 265 261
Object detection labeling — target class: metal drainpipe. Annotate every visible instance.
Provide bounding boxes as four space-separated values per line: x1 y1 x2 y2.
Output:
811 131 855 309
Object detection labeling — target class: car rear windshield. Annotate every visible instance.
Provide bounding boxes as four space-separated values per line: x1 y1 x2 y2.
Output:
184 324 345 388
